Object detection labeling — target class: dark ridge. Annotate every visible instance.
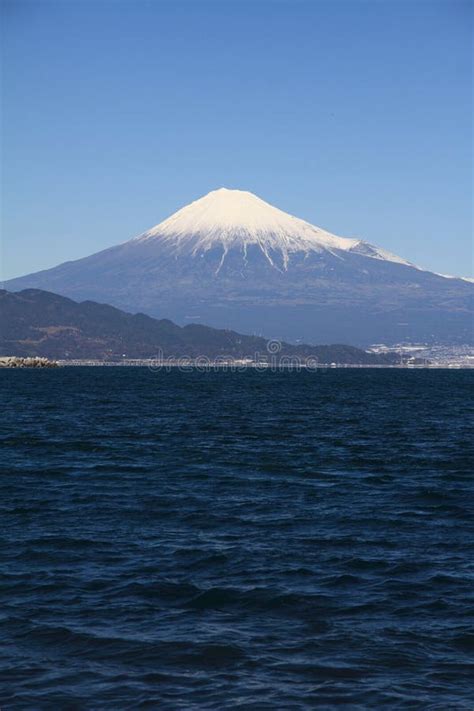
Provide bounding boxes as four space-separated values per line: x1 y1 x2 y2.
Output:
0 288 397 364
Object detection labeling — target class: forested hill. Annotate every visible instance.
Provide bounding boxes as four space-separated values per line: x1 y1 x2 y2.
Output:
0 289 397 365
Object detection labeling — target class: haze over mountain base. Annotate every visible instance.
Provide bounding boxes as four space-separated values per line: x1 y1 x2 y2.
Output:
5 189 473 346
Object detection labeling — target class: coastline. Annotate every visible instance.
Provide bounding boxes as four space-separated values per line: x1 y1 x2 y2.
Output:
54 359 473 369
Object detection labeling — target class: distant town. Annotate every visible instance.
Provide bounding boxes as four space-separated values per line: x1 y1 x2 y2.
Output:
369 343 474 368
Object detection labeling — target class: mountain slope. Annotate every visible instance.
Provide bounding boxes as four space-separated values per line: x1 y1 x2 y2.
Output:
0 289 398 364
4 188 473 345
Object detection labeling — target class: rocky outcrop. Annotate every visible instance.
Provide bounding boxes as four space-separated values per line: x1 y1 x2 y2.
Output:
0 356 59 368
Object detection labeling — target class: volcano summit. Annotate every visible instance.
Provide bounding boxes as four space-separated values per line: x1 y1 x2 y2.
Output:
5 188 473 345
135 188 410 270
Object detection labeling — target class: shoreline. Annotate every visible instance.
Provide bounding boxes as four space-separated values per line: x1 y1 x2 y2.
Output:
55 360 472 369
1 357 472 369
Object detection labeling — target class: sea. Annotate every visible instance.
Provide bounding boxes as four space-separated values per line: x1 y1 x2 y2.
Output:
1 368 473 709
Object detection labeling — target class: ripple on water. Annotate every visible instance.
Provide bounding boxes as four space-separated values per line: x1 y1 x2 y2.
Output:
1 368 473 709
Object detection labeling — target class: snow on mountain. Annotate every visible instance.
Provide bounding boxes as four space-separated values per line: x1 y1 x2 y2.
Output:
433 272 474 283
134 188 412 270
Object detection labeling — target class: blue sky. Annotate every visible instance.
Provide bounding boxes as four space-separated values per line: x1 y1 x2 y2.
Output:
1 0 472 280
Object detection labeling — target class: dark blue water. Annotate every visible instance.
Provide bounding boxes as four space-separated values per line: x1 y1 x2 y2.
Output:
1 368 473 709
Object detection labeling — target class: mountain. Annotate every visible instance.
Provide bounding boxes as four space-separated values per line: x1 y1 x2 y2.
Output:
4 188 473 345
0 288 399 364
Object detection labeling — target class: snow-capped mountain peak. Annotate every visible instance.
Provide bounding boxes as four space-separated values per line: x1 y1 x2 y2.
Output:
5 187 471 346
136 187 354 252
134 188 411 269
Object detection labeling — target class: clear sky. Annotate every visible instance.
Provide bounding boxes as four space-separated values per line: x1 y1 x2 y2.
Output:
1 0 472 280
